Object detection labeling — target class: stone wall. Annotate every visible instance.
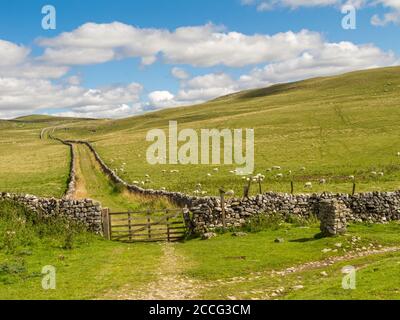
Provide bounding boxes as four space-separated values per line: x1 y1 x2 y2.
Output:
0 192 103 234
49 135 400 235
189 191 400 233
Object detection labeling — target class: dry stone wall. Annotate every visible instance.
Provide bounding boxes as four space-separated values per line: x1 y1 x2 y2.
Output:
0 192 103 234
50 135 400 235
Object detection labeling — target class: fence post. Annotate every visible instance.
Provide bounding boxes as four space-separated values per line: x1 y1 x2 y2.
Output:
147 210 151 240
352 182 356 196
128 210 132 242
102 208 111 240
167 216 170 242
291 181 294 194
219 189 227 228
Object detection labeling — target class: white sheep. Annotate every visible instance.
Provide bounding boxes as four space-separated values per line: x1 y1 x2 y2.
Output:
225 190 235 196
304 182 313 189
213 168 219 172
300 167 306 171
276 173 283 179
397 152 400 157
370 171 377 176
319 178 326 185
348 175 355 180
272 166 282 170
207 173 212 177
378 172 384 177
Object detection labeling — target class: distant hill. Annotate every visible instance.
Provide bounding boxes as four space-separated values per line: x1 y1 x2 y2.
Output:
11 114 95 123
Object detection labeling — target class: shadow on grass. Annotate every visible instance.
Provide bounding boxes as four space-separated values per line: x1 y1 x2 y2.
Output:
289 233 325 243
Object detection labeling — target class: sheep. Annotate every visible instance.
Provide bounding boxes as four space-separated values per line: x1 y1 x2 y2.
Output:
370 171 377 176
213 168 219 172
300 167 306 171
304 182 313 189
266 168 272 172
378 172 384 177
276 173 283 179
160 187 166 191
397 152 400 157
201 191 208 195
145 174 150 178
272 166 281 170
348 175 355 180
319 178 326 185
225 190 235 196
162 170 167 173
132 181 139 185
207 173 212 177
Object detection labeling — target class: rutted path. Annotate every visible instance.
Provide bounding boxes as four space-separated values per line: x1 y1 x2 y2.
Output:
104 243 207 300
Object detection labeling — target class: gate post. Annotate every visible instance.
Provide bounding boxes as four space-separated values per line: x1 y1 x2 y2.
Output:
102 208 111 240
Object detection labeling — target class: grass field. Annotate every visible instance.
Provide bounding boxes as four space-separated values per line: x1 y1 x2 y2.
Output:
51 66 400 197
2 67 400 300
2 198 400 300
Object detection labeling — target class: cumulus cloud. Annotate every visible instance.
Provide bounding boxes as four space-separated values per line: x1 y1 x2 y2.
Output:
239 41 398 88
171 67 190 80
37 22 325 68
242 0 400 26
0 78 143 119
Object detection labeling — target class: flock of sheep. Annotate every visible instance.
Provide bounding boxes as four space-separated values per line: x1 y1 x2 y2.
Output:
109 151 400 195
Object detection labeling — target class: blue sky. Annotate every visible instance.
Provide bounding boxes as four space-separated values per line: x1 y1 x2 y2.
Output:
0 0 399 118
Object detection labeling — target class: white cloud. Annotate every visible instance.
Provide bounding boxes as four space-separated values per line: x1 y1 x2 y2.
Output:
37 22 325 68
171 67 190 80
0 40 30 66
243 0 400 26
148 90 177 108
0 78 143 119
239 41 398 88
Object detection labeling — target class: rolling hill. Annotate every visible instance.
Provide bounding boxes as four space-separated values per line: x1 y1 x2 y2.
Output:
2 66 400 197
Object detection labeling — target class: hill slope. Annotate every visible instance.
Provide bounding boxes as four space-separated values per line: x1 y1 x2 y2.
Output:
35 66 400 195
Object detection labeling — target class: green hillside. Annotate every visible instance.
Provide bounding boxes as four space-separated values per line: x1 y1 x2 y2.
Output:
2 66 400 197
52 66 400 196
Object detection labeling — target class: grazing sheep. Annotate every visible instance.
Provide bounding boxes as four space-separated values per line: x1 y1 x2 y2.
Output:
276 173 283 178
304 182 313 189
207 173 212 177
201 191 208 195
272 166 282 170
160 187 166 191
213 168 219 172
162 170 167 173
225 190 235 196
348 175 355 180
266 168 272 172
378 172 384 177
300 167 306 171
132 181 139 185
319 178 326 185
145 174 150 178
370 171 377 176
397 152 400 157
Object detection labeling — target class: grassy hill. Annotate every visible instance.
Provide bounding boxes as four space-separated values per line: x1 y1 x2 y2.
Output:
53 66 400 196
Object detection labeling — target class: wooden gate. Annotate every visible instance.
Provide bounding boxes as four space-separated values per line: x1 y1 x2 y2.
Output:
102 208 188 242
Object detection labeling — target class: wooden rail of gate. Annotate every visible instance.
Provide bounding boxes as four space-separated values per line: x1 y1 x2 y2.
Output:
102 208 188 243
